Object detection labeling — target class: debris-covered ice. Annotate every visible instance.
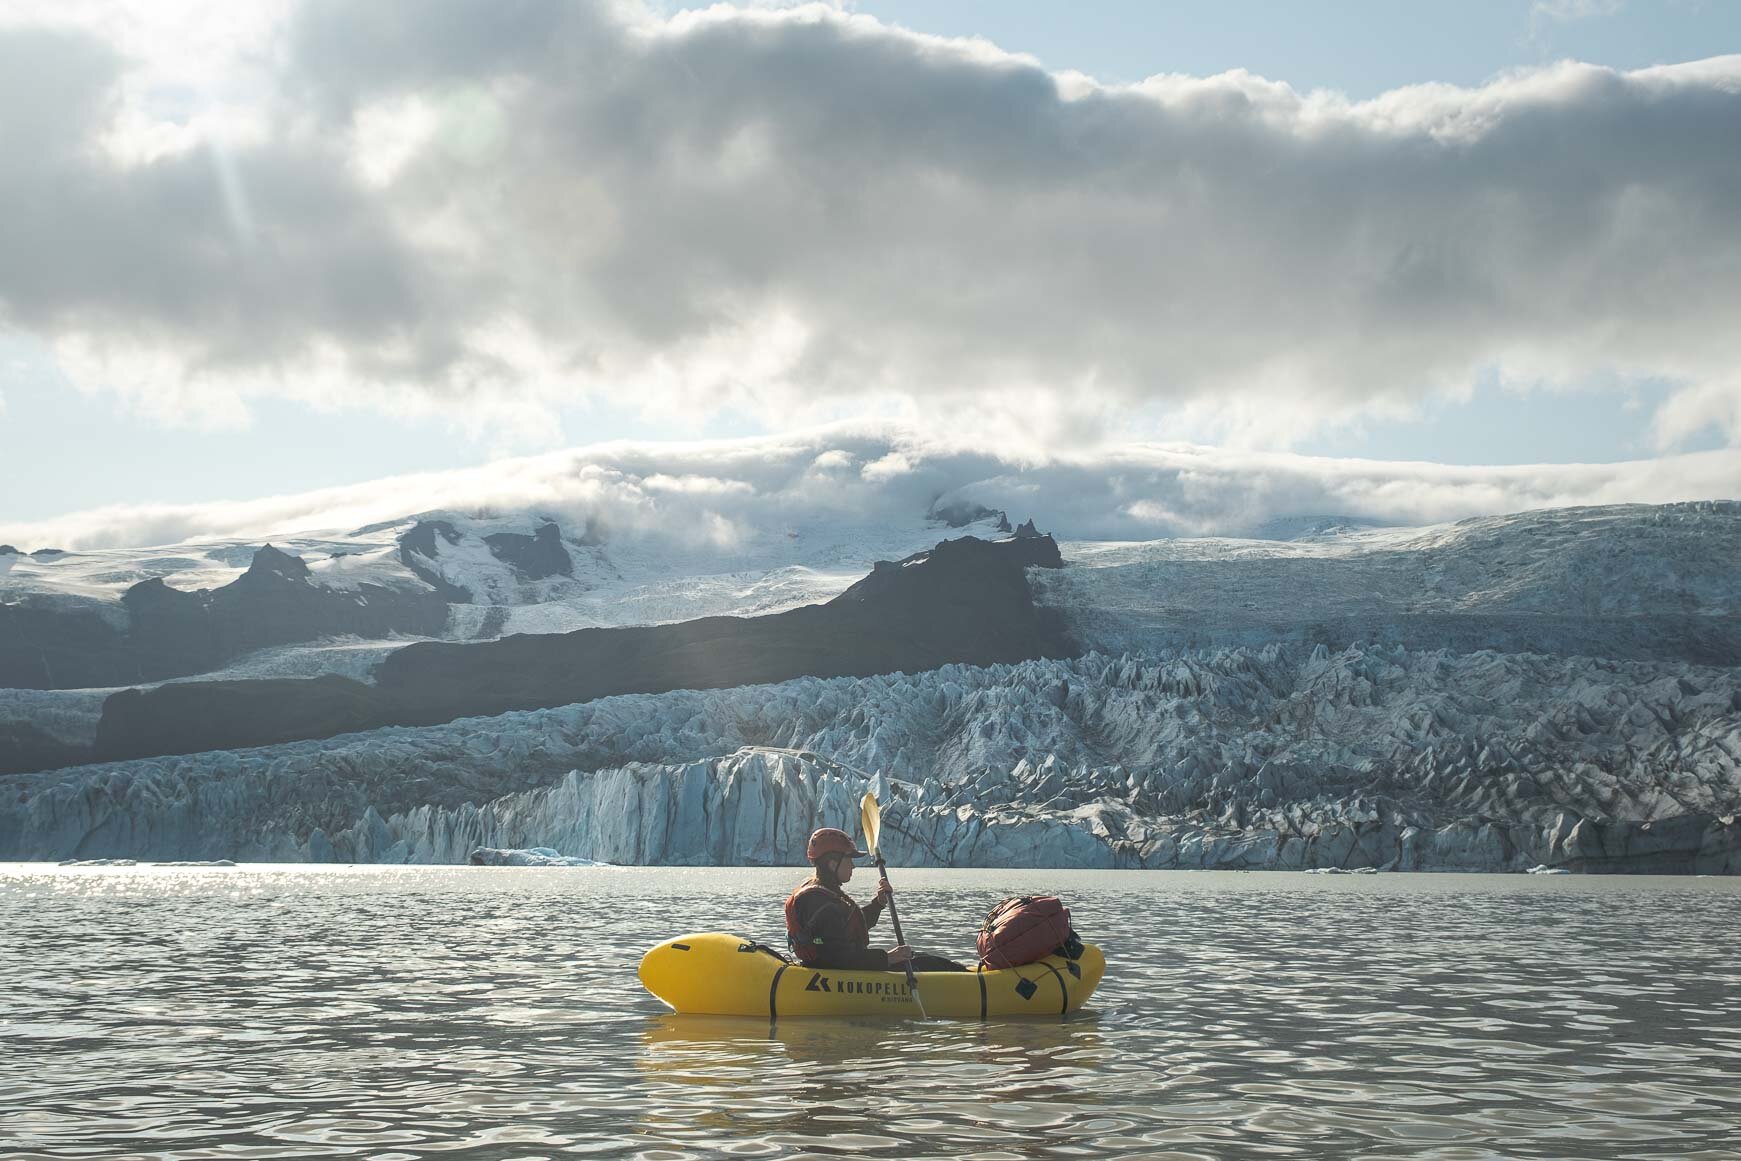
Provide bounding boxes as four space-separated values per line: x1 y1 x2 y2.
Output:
5 643 1736 872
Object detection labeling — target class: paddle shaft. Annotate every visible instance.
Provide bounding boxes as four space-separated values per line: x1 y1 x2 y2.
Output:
874 855 909 947
873 853 925 1015
860 789 926 1017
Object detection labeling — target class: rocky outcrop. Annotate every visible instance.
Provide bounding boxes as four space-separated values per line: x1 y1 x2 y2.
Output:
396 517 588 603
396 520 472 601
77 534 1069 766
483 523 573 580
0 603 131 689
0 544 449 691
0 721 87 776
6 644 1736 871
376 532 1066 725
929 500 1011 532
95 675 383 762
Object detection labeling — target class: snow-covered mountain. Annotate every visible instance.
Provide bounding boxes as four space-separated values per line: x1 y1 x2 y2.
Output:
0 507 1011 685
2 460 1738 870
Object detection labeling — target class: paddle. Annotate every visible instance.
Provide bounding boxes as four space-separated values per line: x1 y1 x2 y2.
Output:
860 791 928 1019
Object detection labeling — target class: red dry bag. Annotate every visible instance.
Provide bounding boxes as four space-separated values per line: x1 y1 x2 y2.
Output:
976 895 1075 969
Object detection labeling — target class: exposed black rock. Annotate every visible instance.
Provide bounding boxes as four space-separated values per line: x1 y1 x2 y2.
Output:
929 499 1011 532
30 548 66 558
0 545 449 691
0 545 18 555
1014 518 1042 538
84 535 1070 765
0 722 90 776
0 603 132 688
376 533 1067 725
472 606 511 639
397 520 471 602
484 522 573 579
96 675 383 762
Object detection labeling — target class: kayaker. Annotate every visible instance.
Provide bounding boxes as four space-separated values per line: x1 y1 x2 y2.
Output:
785 827 966 972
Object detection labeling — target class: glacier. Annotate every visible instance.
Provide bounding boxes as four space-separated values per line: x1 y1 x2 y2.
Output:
4 644 1736 872
4 499 1738 871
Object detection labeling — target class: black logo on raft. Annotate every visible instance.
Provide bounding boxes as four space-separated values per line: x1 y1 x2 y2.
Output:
804 973 910 998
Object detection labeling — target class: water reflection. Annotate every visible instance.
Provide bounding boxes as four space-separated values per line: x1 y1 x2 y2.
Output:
1 864 1739 1160
638 1013 1108 1157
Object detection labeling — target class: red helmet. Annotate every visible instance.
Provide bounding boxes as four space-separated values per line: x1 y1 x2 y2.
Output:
806 827 867 861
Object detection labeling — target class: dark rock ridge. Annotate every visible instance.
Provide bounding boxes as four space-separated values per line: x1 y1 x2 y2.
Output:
0 544 449 690
0 722 86 777
396 520 471 601
93 675 384 763
0 604 129 691
483 522 572 580
87 534 1068 767
397 518 582 601
0 545 18 555
929 499 1012 532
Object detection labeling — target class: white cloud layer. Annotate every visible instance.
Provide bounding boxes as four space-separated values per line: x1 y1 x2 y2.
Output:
2 424 1734 551
1 2 1740 448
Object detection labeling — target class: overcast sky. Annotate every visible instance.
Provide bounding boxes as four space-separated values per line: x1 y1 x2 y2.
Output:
2 0 1738 526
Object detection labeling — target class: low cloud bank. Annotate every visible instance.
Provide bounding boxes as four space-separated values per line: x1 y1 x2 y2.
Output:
1 4 1739 446
3 426 1734 551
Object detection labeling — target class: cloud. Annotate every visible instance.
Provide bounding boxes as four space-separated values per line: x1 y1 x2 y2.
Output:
0 423 1734 551
1 3 1740 447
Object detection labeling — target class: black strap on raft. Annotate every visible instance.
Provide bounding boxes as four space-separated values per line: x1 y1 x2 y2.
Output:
768 963 789 1020
975 963 988 1021
736 942 793 1022
1035 960 1070 1016
738 941 792 964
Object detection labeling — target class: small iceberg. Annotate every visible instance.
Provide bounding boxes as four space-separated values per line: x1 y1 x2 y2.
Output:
1304 866 1379 875
151 860 239 868
469 846 606 867
58 858 138 867
1525 864 1571 875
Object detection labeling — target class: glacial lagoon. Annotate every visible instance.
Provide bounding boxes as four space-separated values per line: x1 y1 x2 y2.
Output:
3 865 1739 1159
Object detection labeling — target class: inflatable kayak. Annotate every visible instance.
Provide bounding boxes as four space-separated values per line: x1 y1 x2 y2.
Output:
638 932 1105 1019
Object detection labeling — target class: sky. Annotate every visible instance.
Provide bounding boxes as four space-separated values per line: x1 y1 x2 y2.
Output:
1 0 1739 528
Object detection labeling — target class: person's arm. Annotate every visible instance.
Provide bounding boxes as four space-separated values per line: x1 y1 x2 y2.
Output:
803 896 898 971
861 880 891 926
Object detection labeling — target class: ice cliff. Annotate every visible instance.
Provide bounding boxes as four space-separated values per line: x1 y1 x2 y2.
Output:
5 645 1737 872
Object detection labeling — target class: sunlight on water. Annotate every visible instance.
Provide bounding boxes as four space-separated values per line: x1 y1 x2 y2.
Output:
3 865 1739 1159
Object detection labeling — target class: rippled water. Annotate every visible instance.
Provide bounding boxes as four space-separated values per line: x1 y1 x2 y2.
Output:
3 865 1739 1160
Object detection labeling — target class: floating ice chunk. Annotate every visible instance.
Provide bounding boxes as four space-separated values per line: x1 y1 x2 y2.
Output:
151 860 239 867
1525 864 1571 875
58 858 138 867
469 846 605 867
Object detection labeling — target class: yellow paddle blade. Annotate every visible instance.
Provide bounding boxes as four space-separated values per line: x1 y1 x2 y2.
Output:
859 791 881 856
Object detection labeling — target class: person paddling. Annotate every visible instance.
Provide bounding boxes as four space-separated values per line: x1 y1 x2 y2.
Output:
784 827 965 972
